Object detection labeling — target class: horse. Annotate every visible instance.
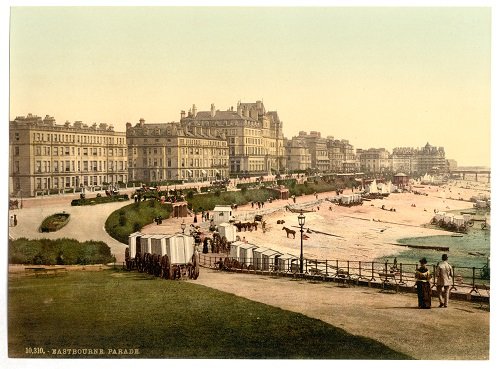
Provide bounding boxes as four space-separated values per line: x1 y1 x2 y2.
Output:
282 227 296 239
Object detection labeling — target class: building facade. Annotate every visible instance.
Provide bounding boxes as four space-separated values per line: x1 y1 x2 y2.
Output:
356 148 391 174
126 119 229 183
294 131 330 172
284 137 312 171
9 113 128 197
180 101 285 176
392 143 448 175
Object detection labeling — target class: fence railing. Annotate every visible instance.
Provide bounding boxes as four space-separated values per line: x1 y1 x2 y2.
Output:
198 254 490 296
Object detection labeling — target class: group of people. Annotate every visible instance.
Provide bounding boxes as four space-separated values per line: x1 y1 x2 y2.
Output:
250 201 266 209
415 254 453 309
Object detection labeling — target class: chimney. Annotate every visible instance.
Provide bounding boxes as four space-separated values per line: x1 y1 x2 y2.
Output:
211 103 215 117
139 118 145 127
180 110 186 119
126 122 132 129
192 104 197 117
237 101 242 115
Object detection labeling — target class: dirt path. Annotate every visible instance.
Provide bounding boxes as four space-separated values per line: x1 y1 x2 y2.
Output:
189 268 489 360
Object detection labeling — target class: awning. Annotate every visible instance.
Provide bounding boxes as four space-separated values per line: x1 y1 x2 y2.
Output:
187 169 192 175
201 170 207 175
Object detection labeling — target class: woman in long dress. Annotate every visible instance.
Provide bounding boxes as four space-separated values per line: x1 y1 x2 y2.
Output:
415 257 432 309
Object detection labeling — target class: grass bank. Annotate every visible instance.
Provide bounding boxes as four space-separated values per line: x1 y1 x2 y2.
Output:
8 269 412 359
105 200 172 244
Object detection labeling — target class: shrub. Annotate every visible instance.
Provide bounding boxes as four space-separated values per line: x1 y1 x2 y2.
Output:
71 194 129 206
9 238 114 265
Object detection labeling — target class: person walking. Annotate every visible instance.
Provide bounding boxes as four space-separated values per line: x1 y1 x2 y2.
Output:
415 257 432 309
437 254 453 308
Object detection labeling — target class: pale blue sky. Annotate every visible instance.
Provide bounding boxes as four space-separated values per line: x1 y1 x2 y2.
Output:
10 7 491 166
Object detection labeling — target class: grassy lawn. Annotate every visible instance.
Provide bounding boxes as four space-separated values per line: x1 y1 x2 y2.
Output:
105 200 172 244
8 269 412 359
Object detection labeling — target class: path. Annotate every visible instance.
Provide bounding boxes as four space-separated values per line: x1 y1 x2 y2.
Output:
190 268 489 360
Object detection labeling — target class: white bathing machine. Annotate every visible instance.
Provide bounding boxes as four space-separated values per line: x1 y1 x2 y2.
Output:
252 247 269 270
261 249 283 271
443 213 454 224
238 243 258 267
128 231 143 257
453 215 465 228
218 222 237 242
139 234 156 255
229 241 245 259
277 253 299 272
213 206 233 225
163 233 196 265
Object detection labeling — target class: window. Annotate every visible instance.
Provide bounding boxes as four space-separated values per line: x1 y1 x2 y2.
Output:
36 161 41 173
14 146 19 156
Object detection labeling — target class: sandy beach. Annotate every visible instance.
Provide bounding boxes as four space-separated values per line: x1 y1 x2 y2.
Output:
142 178 490 263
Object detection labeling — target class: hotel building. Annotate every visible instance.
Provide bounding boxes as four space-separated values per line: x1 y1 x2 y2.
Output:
9 113 128 197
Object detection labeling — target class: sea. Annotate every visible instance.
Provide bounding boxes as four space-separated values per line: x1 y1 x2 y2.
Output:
377 208 490 271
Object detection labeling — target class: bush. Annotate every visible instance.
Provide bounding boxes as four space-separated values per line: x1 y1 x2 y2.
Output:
71 194 129 206
9 238 114 265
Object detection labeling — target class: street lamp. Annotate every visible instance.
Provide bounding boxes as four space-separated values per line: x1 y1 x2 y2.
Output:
297 210 306 273
181 220 186 234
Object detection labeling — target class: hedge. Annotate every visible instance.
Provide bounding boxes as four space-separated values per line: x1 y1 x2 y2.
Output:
71 194 130 206
9 237 114 265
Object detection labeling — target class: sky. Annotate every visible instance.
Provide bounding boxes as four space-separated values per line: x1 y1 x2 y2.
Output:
8 6 492 167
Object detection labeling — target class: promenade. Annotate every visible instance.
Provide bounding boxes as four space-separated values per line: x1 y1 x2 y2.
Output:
190 268 489 360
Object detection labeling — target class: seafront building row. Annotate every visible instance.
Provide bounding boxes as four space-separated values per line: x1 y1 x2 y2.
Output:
9 100 454 197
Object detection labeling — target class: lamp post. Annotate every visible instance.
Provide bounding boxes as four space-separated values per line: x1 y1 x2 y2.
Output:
297 210 306 273
181 220 186 234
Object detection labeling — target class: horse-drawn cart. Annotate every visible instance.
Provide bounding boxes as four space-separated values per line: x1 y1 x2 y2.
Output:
125 232 199 280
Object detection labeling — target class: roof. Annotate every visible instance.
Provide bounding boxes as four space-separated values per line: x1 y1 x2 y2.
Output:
394 172 408 177
262 249 282 256
194 110 257 121
214 206 232 211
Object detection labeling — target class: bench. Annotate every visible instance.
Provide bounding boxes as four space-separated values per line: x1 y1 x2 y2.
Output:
378 272 400 292
25 267 68 277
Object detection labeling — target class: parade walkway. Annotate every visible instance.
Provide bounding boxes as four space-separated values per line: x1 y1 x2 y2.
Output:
190 268 490 360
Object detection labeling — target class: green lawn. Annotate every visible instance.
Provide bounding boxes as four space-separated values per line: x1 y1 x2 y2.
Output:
8 269 412 359
105 200 171 244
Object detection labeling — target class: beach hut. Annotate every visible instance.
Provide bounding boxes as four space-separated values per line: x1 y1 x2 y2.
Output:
261 249 283 271
443 214 454 225
238 243 258 267
453 215 465 228
277 253 299 272
128 231 143 257
212 205 233 225
218 222 237 242
139 234 156 255
252 247 269 270
229 240 245 259
164 234 195 265
341 195 351 205
150 234 169 255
